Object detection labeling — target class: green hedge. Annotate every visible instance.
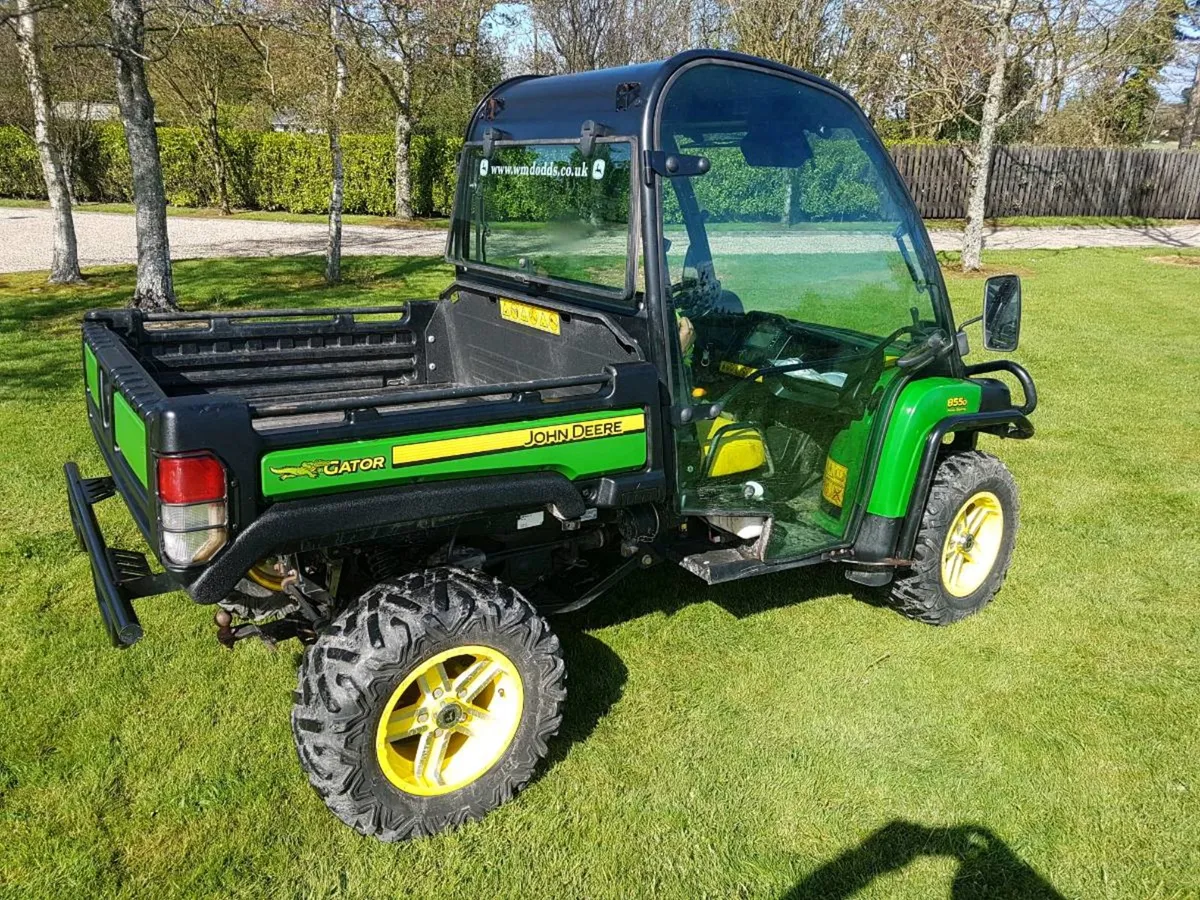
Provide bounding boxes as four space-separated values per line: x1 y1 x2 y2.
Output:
0 124 461 217
668 139 885 224
2 123 912 221
0 127 43 199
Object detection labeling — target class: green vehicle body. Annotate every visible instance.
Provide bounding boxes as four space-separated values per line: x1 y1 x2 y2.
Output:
64 50 1035 649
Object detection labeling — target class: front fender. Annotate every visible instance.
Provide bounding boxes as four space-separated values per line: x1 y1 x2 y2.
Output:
865 378 987 520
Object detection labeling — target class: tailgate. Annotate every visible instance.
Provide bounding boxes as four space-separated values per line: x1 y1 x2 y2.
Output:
81 319 164 543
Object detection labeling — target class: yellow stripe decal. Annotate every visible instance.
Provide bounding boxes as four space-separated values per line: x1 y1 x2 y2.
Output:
391 413 646 466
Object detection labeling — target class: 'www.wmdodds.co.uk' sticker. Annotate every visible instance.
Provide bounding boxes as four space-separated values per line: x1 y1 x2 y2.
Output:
480 158 606 180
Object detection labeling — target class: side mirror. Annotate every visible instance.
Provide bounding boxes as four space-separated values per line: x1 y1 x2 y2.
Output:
983 274 1022 352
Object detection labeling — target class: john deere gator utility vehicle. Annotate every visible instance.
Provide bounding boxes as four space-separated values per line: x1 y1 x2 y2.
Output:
65 50 1036 841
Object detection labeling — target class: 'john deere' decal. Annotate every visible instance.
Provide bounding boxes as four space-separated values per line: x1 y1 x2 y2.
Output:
391 413 644 466
260 409 647 498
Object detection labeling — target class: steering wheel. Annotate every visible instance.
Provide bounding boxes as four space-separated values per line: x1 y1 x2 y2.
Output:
704 323 935 420
893 330 952 370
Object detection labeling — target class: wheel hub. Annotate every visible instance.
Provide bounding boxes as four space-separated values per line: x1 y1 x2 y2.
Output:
374 645 524 797
940 491 1004 598
435 703 464 729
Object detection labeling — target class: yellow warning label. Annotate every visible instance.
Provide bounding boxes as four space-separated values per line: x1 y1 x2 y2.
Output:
822 457 848 507
719 360 759 379
499 298 560 335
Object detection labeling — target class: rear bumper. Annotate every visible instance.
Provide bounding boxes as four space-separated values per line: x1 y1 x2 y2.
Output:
64 462 175 647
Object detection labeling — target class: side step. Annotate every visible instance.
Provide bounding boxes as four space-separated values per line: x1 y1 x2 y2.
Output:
64 463 175 647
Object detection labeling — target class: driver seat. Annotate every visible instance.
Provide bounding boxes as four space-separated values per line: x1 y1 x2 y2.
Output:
696 414 767 478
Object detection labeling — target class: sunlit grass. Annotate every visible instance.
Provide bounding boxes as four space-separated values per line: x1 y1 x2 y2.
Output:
0 248 1197 898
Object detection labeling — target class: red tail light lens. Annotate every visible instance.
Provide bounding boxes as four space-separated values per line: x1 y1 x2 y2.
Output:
157 454 226 504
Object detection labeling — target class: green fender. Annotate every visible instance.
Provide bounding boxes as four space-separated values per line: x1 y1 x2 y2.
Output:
865 377 983 519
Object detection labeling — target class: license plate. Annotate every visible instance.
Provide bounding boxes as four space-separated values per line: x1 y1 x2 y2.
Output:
499 298 560 335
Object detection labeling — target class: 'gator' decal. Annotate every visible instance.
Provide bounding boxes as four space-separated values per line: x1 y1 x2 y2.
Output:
269 457 386 480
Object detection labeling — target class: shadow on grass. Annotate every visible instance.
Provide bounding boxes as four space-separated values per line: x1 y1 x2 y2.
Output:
539 630 627 774
784 821 1064 899
572 560 880 630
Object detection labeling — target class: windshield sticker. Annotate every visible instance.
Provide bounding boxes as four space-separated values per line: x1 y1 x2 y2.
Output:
482 160 607 179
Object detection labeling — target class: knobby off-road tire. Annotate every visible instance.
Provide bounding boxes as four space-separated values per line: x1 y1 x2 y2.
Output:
291 567 566 841
888 450 1019 626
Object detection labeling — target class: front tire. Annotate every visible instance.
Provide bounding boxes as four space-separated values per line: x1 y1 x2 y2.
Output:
888 450 1019 625
291 567 566 841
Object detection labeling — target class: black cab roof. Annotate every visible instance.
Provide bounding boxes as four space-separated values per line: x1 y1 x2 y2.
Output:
463 50 858 146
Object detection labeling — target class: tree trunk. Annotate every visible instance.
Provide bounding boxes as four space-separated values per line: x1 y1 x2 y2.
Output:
1181 50 1200 151
394 109 412 220
327 120 344 284
326 2 348 285
14 0 82 284
207 110 232 215
962 0 1016 272
110 0 175 309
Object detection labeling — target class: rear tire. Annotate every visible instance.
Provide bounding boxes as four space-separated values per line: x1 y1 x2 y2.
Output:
291 567 566 841
887 450 1019 626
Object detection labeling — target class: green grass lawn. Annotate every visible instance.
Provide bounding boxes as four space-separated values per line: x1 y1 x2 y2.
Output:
1 249 1198 898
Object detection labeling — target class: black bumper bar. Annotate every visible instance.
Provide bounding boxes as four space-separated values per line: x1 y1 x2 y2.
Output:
64 462 175 647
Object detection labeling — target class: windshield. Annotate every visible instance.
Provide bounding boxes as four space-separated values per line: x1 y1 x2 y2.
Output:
660 64 942 345
449 140 634 298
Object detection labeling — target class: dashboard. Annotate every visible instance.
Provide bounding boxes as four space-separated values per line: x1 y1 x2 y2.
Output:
690 311 885 412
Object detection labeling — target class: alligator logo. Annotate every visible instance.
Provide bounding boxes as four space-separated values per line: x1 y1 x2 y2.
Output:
269 460 335 480
269 456 388 481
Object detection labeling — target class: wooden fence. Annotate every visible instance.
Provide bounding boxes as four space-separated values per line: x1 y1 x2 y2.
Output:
889 145 1200 219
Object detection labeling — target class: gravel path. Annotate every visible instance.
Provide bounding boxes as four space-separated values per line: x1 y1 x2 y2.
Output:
3 206 1199 274
0 207 446 273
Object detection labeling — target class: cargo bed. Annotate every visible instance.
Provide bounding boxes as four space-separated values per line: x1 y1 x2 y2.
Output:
76 288 662 614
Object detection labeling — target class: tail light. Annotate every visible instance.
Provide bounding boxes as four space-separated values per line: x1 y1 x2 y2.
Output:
156 453 228 566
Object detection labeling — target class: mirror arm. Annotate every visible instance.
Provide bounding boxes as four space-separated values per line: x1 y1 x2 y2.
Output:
958 313 983 329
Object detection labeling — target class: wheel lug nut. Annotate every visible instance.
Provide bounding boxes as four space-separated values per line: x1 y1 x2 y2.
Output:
433 688 444 699
417 710 428 722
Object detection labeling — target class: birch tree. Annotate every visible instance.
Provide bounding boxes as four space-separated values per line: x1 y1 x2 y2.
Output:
1180 2 1200 148
9 0 82 283
959 0 1019 271
343 0 420 219
326 0 347 283
110 0 175 308
956 0 1176 270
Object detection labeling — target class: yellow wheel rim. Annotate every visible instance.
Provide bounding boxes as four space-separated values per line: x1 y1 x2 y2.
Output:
940 491 1004 598
375 645 523 797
